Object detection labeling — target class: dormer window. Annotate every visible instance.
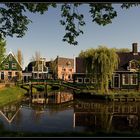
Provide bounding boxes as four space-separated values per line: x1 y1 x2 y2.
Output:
131 62 137 69
129 60 139 71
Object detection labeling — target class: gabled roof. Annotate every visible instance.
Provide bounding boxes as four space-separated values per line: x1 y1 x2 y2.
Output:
117 52 140 71
55 56 74 67
0 52 22 70
25 60 50 72
75 52 140 73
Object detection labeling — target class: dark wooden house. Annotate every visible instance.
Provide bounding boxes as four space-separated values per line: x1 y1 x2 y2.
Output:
0 52 22 82
73 43 140 90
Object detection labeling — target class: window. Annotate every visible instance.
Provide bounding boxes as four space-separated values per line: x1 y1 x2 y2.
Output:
129 60 139 70
122 74 138 85
1 72 4 80
34 95 37 99
12 63 17 69
67 61 71 66
77 78 83 83
68 74 71 80
5 63 9 69
131 62 137 69
122 74 129 85
62 74 65 80
39 74 42 78
84 78 90 83
130 74 138 85
15 72 19 78
8 72 12 80
9 55 12 61
62 67 66 71
38 64 42 71
92 78 96 83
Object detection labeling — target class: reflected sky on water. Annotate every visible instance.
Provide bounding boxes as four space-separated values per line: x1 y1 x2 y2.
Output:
0 90 140 135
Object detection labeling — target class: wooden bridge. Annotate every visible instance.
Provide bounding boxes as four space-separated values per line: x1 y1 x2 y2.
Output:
19 81 81 97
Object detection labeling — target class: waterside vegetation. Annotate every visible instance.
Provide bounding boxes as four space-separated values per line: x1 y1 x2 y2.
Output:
0 86 27 107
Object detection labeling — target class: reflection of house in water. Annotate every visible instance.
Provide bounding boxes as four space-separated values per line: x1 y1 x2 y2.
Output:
32 91 73 104
48 91 73 104
0 103 21 123
32 93 45 104
73 100 140 133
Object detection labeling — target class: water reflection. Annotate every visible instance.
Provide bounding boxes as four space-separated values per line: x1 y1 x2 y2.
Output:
0 102 21 123
31 90 73 104
1 91 140 135
73 100 140 133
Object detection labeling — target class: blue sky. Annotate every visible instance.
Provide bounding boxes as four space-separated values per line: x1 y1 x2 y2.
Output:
4 4 140 69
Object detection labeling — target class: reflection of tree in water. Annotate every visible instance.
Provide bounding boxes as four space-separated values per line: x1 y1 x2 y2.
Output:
74 100 140 135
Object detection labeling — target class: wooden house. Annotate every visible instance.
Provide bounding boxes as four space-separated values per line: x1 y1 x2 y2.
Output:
73 43 140 90
0 51 22 82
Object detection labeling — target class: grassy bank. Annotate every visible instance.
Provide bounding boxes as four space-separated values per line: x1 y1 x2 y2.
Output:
74 89 140 100
0 86 27 107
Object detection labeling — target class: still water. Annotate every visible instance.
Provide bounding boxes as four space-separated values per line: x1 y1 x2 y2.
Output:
0 90 140 135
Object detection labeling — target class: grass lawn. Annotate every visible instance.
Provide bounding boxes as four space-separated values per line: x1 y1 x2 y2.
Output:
0 86 27 107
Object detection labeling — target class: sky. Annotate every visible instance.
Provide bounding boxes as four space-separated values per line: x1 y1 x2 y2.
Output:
4 3 140 69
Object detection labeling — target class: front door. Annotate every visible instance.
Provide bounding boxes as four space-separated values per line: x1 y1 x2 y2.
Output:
113 74 120 88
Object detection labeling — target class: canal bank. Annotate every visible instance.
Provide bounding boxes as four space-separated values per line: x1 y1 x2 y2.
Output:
73 89 140 102
0 85 27 107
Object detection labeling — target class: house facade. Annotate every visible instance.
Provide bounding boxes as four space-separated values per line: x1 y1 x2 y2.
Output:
54 56 74 81
73 43 140 90
0 52 22 82
22 58 50 82
73 57 92 84
111 43 140 90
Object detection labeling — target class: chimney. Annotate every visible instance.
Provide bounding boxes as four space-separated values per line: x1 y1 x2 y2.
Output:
132 43 138 55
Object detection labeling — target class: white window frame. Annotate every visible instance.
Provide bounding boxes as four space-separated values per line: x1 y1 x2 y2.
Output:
122 74 129 85
112 73 120 88
130 74 138 85
38 64 42 71
84 78 90 83
12 63 17 69
77 78 83 83
5 63 9 69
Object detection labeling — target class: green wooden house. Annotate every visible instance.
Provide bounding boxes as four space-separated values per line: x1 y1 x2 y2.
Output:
0 51 22 82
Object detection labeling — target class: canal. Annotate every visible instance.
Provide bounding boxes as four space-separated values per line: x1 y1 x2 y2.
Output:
0 90 140 136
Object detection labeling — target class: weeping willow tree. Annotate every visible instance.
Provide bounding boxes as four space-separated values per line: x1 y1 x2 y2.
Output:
79 46 119 94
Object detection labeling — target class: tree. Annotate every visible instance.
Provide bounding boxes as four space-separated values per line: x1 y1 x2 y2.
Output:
31 51 41 79
16 49 23 67
79 46 119 94
0 3 139 45
0 38 6 65
49 58 57 79
114 48 130 52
